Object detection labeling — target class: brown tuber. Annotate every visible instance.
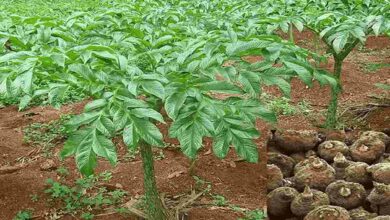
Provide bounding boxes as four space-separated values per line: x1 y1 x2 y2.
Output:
267 152 295 177
367 163 390 184
294 157 336 191
332 153 351 180
267 187 298 217
304 205 350 220
290 186 330 217
325 180 366 209
270 130 322 153
367 182 390 216
349 207 377 220
344 161 372 186
318 140 349 162
370 216 390 220
294 156 328 174
350 136 386 164
267 164 283 192
360 131 390 151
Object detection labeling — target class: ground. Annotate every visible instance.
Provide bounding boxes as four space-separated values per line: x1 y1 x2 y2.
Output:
0 32 389 220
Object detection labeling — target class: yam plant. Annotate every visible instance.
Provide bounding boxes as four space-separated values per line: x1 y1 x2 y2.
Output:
0 0 335 219
303 0 390 128
264 0 389 128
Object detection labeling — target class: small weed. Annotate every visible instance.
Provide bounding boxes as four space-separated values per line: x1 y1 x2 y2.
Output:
364 62 390 73
268 97 297 115
123 148 139 162
115 207 134 217
56 166 70 177
23 115 71 157
42 172 127 217
13 210 32 220
239 209 267 220
81 212 94 220
154 150 165 160
212 195 227 207
261 94 312 116
193 176 212 193
30 194 39 202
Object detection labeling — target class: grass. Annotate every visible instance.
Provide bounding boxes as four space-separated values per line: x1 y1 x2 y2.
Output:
15 172 129 219
23 115 71 157
261 93 313 116
364 62 390 73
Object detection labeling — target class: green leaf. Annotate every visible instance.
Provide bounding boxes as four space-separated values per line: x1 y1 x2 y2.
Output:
261 75 291 97
292 20 304 32
133 117 163 146
232 137 258 163
213 134 231 159
165 92 187 119
18 95 32 111
131 108 164 123
141 80 165 99
84 99 107 112
372 20 383 36
197 81 241 94
179 123 203 159
332 34 349 54
92 133 117 166
123 124 139 149
96 117 116 137
283 60 312 86
73 129 97 176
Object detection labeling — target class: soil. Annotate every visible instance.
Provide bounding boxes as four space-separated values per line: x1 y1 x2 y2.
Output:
0 31 389 220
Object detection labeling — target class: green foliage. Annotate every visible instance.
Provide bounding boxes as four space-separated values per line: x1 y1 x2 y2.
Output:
56 166 70 177
13 210 32 220
1 0 336 177
376 83 390 90
1 1 351 218
239 209 267 220
364 63 390 73
23 115 71 157
44 172 127 217
30 194 39 202
212 195 228 207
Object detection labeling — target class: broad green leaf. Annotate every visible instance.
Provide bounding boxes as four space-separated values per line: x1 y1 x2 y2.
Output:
283 60 312 86
332 34 349 54
123 124 139 149
179 123 203 159
141 80 165 99
92 133 117 166
133 117 163 147
84 99 107 112
18 95 31 111
131 108 164 123
165 92 187 119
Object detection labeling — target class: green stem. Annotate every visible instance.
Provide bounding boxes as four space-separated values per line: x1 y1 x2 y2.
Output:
289 22 294 43
189 158 197 176
140 141 167 220
325 57 343 129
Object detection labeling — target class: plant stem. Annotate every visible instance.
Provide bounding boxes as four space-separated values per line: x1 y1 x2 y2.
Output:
140 141 167 220
189 158 196 176
325 57 343 128
289 22 294 43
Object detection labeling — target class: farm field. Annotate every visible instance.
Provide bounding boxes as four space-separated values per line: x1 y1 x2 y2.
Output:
0 0 389 220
